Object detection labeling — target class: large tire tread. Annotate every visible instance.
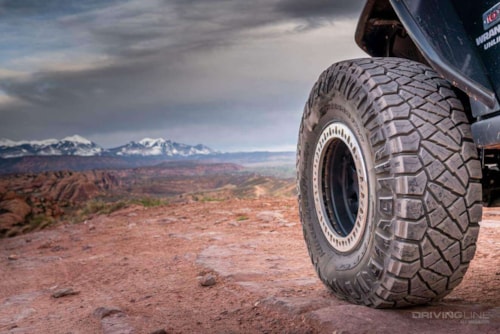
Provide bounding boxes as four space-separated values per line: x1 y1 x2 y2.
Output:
297 57 482 307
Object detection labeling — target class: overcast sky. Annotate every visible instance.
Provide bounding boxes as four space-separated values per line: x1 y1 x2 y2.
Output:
0 0 365 151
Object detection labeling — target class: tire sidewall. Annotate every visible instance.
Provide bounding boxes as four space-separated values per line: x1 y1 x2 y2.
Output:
301 91 379 281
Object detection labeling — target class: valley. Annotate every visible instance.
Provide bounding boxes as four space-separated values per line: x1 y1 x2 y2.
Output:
0 161 295 237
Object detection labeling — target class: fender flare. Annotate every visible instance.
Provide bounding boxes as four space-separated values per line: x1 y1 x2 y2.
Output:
355 0 500 110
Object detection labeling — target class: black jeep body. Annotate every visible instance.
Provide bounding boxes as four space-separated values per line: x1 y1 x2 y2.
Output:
357 0 500 204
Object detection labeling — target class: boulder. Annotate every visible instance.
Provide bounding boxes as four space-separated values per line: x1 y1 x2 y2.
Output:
0 198 32 218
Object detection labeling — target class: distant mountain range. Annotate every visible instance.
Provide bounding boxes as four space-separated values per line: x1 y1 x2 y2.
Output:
109 138 214 157
0 135 295 175
0 135 216 159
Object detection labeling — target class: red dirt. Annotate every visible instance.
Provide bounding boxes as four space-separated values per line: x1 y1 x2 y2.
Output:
1 198 499 333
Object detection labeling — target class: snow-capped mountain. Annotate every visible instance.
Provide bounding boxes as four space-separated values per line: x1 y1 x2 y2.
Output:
0 135 216 159
0 135 103 158
110 138 215 157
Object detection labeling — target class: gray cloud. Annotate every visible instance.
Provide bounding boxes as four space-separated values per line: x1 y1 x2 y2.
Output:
0 0 365 150
0 0 118 15
276 0 364 19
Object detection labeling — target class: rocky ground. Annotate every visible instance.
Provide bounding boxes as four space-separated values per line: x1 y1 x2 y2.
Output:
1 198 499 333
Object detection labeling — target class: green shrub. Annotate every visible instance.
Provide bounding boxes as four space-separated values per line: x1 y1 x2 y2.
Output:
134 197 168 207
26 214 55 232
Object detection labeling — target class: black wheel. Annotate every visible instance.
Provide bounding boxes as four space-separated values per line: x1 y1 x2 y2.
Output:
297 58 483 308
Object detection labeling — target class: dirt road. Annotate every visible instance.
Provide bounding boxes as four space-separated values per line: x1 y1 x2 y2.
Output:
1 198 499 333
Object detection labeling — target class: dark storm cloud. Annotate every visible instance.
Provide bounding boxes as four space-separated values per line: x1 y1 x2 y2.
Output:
0 0 365 150
276 0 364 19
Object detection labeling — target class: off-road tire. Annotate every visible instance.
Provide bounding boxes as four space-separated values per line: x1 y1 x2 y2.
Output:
297 58 483 308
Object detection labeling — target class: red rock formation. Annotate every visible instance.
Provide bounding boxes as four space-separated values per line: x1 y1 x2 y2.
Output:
0 194 31 232
0 170 120 237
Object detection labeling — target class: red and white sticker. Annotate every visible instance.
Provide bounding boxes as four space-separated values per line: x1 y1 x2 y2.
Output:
483 2 500 30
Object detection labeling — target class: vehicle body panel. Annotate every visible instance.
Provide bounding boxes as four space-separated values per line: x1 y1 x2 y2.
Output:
355 0 500 148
